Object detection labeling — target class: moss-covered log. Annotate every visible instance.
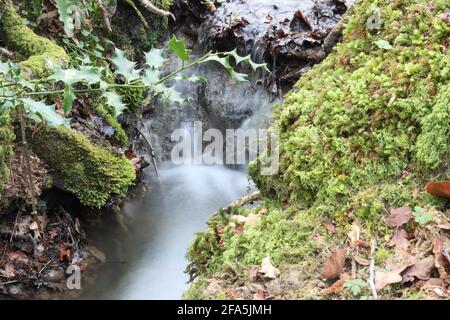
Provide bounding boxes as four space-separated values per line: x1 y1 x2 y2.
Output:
31 127 136 208
0 0 69 77
0 0 136 207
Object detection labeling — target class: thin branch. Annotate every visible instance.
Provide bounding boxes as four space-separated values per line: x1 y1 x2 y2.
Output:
94 0 112 32
137 0 175 21
368 238 378 300
125 0 150 29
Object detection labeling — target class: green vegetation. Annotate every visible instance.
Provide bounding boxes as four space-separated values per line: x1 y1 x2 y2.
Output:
31 127 136 207
185 0 449 299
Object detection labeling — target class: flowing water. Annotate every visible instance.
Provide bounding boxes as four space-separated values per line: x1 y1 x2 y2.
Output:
83 163 251 299
82 50 275 300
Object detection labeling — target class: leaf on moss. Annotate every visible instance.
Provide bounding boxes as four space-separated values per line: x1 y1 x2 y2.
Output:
425 181 450 199
22 98 71 128
374 39 393 50
259 256 280 279
321 248 347 280
386 207 413 228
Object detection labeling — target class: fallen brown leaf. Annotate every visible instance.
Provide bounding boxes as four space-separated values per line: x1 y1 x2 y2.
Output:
354 255 371 266
323 221 337 234
386 207 413 228
253 290 266 300
425 181 450 199
376 251 417 290
403 256 436 282
321 248 347 280
322 273 350 295
349 240 371 249
388 228 411 252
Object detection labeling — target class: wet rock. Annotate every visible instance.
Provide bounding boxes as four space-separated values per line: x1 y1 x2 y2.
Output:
195 0 353 90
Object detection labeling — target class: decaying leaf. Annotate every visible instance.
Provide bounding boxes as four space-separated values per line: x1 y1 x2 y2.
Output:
259 256 280 280
375 251 417 290
323 221 337 234
253 289 266 300
386 207 413 228
354 255 371 266
321 248 347 280
375 270 403 291
402 256 436 282
388 228 411 252
322 273 350 295
425 181 450 199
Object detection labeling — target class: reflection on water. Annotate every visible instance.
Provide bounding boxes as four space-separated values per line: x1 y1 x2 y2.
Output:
83 163 251 299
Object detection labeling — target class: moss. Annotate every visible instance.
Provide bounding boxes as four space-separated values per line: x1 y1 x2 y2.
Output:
31 127 136 208
250 0 449 231
0 108 14 191
111 0 173 59
0 0 69 77
116 81 144 113
187 0 450 299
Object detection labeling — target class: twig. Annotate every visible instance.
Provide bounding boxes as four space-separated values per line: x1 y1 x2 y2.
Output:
208 191 261 220
369 238 378 300
137 0 176 21
0 280 18 286
135 125 160 177
38 254 56 275
94 0 112 32
17 106 43 238
125 0 150 29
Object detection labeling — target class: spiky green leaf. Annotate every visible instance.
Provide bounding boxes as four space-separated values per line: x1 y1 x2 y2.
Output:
168 35 190 62
145 48 165 69
111 48 141 82
22 98 71 128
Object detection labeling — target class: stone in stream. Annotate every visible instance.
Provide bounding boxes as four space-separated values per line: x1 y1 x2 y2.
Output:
176 0 354 94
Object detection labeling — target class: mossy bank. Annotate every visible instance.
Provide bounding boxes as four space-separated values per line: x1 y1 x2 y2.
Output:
185 0 449 300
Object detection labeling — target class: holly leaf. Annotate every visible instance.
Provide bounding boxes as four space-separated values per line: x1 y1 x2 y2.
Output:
111 48 141 82
63 85 76 113
227 49 270 72
55 0 84 37
203 54 232 72
48 68 82 86
0 61 10 75
102 91 127 117
374 39 393 50
22 98 71 128
142 69 160 86
145 48 165 69
79 65 103 85
163 86 184 104
413 207 434 225
230 70 249 83
168 35 190 62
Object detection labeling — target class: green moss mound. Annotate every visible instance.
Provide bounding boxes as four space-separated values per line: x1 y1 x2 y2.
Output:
0 0 69 77
185 0 449 299
31 127 136 208
251 0 449 229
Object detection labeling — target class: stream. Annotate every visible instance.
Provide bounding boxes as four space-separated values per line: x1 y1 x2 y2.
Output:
82 52 273 300
83 163 251 299
80 0 346 299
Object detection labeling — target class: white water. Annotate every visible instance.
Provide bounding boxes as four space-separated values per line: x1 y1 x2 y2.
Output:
83 162 251 299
